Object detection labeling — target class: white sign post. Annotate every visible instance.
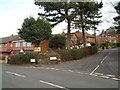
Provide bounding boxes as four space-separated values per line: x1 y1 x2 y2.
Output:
30 59 36 63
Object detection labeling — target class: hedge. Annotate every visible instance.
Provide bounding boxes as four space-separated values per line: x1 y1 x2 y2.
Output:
8 53 40 64
8 46 98 64
56 46 98 62
72 49 85 60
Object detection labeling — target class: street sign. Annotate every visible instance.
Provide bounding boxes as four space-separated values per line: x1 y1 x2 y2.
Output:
30 59 35 63
34 47 41 52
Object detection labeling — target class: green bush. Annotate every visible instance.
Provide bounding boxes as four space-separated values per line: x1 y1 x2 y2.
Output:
116 42 120 47
8 53 39 65
82 47 92 56
56 49 73 62
49 35 66 49
100 44 105 49
90 43 96 46
105 43 109 49
91 46 98 54
72 49 85 60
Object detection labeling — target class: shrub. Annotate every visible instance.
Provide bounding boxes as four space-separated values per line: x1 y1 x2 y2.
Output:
90 43 96 46
116 42 120 47
91 46 98 54
101 44 105 49
49 35 66 49
82 47 92 56
8 53 39 65
105 43 109 49
56 49 73 62
72 49 85 60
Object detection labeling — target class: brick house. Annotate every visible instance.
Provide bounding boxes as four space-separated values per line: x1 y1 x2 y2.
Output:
96 30 117 45
61 31 95 48
0 35 49 60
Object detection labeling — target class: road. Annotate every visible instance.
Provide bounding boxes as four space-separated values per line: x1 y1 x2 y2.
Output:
1 48 119 89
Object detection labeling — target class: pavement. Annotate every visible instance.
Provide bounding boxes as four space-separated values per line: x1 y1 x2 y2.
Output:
1 48 120 89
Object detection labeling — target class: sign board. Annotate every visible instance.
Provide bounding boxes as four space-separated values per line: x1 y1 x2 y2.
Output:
50 57 57 60
34 47 41 52
30 59 35 62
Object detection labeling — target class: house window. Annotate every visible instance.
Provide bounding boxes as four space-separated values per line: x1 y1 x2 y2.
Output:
4 43 7 48
22 42 26 47
0 44 1 48
27 42 32 47
16 42 20 47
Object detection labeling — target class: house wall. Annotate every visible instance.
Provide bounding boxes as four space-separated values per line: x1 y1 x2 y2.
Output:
117 35 120 42
40 40 49 53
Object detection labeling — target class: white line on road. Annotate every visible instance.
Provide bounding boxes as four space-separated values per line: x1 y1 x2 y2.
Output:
106 74 116 77
89 52 111 75
89 65 100 75
39 80 70 90
68 70 74 72
6 71 26 78
100 76 110 79
94 73 104 76
112 78 120 81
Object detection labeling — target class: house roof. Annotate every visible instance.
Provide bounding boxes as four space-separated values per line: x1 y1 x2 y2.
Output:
70 31 95 38
0 35 21 44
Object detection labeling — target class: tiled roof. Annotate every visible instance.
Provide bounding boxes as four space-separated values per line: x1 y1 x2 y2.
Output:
0 35 21 43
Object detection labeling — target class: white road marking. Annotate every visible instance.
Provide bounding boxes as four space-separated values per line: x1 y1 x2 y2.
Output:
94 73 104 76
104 56 107 59
112 78 120 81
106 74 116 77
39 80 69 90
100 60 104 63
89 52 111 75
55 68 60 70
68 70 74 72
100 76 110 79
6 71 25 78
89 65 100 75
91 74 98 77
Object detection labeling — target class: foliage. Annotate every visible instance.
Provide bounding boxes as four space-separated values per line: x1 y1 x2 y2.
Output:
116 42 120 47
8 53 40 64
73 2 103 47
56 46 97 62
90 43 96 46
105 43 109 49
91 46 98 54
49 35 66 49
72 49 85 60
35 2 103 48
106 27 117 36
35 2 77 49
113 2 120 34
44 50 60 58
56 49 73 62
18 17 52 46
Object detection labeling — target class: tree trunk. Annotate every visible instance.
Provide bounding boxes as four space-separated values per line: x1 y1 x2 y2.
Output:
80 14 86 48
66 19 71 49
94 30 97 46
82 27 86 48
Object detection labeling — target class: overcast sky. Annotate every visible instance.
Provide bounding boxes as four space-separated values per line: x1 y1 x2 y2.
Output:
0 0 119 38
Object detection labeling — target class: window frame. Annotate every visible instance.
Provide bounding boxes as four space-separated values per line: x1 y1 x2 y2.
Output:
15 42 20 47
